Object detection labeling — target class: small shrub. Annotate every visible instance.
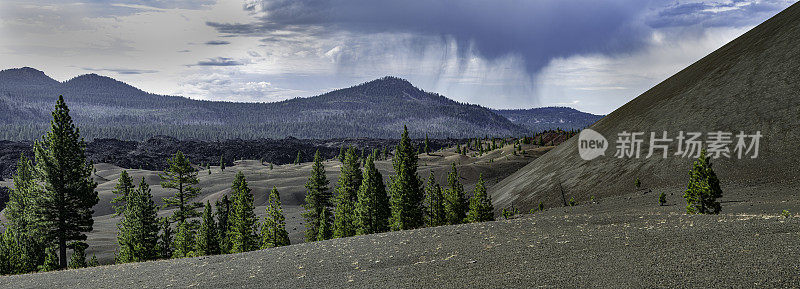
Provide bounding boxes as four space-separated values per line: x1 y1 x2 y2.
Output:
568 197 577 207
538 201 544 211
658 192 666 206
635 178 641 189
781 210 790 218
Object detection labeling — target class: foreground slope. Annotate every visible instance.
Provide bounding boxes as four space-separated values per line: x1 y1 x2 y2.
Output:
2 183 798 288
491 2 800 212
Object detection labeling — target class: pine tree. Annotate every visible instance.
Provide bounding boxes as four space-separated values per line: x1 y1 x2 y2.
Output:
32 96 99 269
3 154 44 273
424 133 430 155
87 254 99 267
161 151 202 226
215 195 232 254
443 163 467 225
316 209 332 241
424 171 447 227
110 170 134 216
260 187 290 249
227 172 258 253
116 178 159 263
466 174 494 223
0 226 28 274
220 155 225 172
338 146 346 163
295 151 302 165
171 221 195 258
194 201 219 256
302 150 332 241
39 246 59 272
354 155 390 235
333 148 361 238
388 126 425 230
157 218 173 259
683 149 723 214
67 241 88 269
383 147 389 160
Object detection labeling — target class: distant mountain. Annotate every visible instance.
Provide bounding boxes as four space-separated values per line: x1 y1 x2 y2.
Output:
0 69 530 140
492 107 604 132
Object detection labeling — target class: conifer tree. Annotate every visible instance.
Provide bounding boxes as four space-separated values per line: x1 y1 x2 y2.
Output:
388 126 425 230
87 254 99 267
194 201 219 256
6 154 39 235
443 163 467 225
424 171 447 227
110 170 134 216
316 209 332 241
32 96 99 269
157 218 173 259
383 147 389 160
39 246 59 272
67 241 88 269
424 133 431 155
261 187 290 249
333 148 361 238
220 155 225 172
466 174 494 223
338 146 346 163
116 178 159 263
227 172 258 253
0 226 28 274
683 149 723 214
302 150 332 241
215 195 232 254
3 154 45 273
355 155 390 235
295 151 302 165
171 221 195 258
161 151 202 227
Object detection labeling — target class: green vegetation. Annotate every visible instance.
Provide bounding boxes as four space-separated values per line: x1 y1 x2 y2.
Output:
260 187 290 249
161 151 202 225
388 126 425 230
194 201 219 256
424 172 447 227
659 192 667 206
227 172 259 253
333 148 361 238
116 177 159 263
354 154 391 235
683 149 723 214
444 163 468 225
466 174 494 223
302 150 333 241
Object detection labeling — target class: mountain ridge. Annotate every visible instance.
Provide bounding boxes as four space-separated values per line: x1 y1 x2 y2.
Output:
0 69 598 140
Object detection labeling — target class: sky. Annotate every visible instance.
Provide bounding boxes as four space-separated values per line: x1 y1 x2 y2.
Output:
0 0 795 114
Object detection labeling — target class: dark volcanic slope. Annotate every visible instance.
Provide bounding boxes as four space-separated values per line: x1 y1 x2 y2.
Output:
493 107 604 131
0 72 527 140
491 2 800 212
2 184 798 288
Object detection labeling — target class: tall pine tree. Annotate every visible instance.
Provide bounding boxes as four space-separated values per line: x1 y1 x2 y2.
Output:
333 148 361 238
194 201 219 256
171 221 195 258
156 218 173 259
302 150 332 241
388 126 425 230
116 178 159 263
161 151 202 226
215 195 232 254
466 174 494 223
424 171 447 227
316 209 332 241
260 187 290 249
32 96 99 269
110 170 134 216
354 154 390 235
227 172 258 253
444 163 467 225
3 154 44 273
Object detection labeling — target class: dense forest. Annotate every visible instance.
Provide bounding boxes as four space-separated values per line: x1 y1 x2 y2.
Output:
0 68 531 140
0 68 602 141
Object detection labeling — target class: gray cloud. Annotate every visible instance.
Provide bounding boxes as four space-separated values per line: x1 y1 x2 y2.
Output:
195 57 243 66
647 0 793 28
82 67 158 75
205 40 231 45
213 0 654 74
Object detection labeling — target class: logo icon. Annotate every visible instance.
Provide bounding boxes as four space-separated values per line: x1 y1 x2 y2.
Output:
578 129 607 160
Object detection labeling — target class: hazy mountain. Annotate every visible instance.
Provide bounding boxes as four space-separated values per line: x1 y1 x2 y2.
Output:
493 107 604 131
491 2 800 212
0 70 532 140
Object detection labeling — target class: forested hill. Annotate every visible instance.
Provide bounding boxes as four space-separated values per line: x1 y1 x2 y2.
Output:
492 107 604 132
0 68 532 140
